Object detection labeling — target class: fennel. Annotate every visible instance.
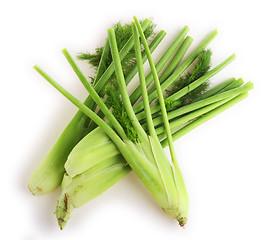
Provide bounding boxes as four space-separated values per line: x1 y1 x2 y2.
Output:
30 17 253 230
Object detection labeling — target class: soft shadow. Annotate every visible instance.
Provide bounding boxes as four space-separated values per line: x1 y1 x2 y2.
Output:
19 102 79 230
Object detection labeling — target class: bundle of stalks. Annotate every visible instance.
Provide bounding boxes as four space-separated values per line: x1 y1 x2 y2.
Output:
29 17 253 229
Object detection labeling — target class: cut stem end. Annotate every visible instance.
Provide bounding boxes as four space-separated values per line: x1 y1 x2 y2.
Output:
55 193 74 230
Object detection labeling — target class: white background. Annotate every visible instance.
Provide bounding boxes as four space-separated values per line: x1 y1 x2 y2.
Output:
1 0 268 239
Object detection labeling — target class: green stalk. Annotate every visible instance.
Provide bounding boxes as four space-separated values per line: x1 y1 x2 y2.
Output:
86 30 166 132
66 78 244 176
125 30 166 85
65 78 251 177
128 29 192 108
134 17 178 163
94 38 110 84
107 29 146 137
129 26 190 104
84 39 110 122
62 49 128 141
33 66 125 147
218 78 245 92
157 98 235 137
193 77 236 101
133 28 218 114
132 21 178 208
66 85 251 179
132 23 156 137
136 55 236 122
151 81 253 127
161 92 249 148
107 25 180 214
159 36 193 82
135 17 188 225
168 54 236 102
154 79 248 138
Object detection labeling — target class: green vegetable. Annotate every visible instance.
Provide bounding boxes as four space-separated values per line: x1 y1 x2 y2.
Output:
29 17 253 230
33 17 253 229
